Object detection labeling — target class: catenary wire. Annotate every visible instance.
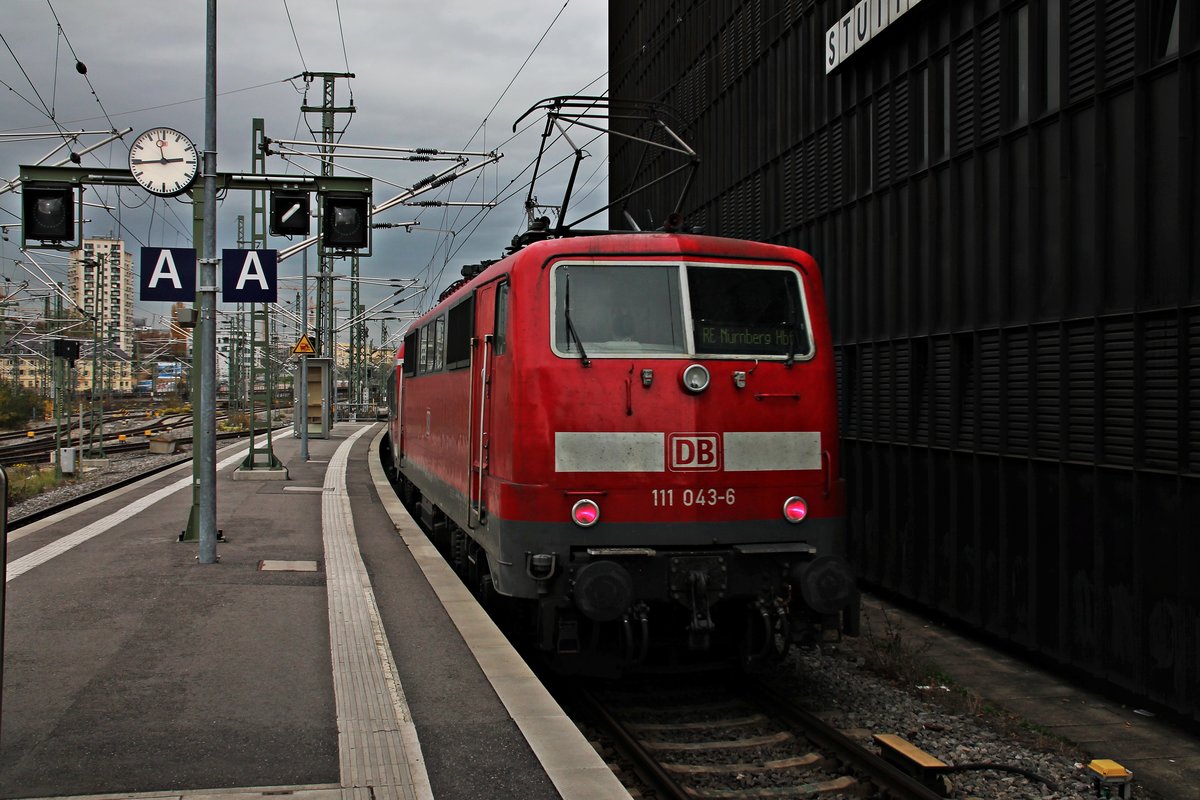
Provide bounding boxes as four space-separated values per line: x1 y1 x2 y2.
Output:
460 0 572 153
0 31 55 120
334 0 352 81
44 0 120 133
282 0 310 73
0 80 290 134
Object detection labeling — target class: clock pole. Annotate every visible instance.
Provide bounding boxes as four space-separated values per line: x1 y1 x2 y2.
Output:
196 0 219 564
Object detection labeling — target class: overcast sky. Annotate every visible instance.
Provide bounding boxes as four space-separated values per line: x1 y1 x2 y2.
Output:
0 1 609 347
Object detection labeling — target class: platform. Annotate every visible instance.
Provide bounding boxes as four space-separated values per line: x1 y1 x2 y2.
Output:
1 423 630 800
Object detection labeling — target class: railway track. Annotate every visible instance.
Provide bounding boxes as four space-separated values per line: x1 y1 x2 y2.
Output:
6 422 293 529
0 412 220 466
569 673 945 800
0 400 291 461
0 409 159 446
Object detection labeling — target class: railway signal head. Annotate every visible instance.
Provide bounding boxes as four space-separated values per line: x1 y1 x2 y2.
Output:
22 182 76 245
270 191 311 237
53 339 81 364
321 192 371 250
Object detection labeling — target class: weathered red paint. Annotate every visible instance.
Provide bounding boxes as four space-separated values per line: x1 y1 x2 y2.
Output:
391 232 843 533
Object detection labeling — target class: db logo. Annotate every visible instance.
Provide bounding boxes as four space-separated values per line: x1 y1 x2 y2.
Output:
668 433 721 471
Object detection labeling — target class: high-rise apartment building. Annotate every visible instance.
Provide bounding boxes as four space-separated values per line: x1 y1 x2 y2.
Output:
68 237 135 353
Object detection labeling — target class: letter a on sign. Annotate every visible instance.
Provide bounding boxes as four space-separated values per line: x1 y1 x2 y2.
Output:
222 248 278 303
140 247 197 301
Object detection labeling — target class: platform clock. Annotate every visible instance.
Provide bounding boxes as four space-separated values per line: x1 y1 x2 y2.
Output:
128 127 200 197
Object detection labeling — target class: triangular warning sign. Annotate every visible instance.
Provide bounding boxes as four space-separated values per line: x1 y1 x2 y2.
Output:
292 335 316 356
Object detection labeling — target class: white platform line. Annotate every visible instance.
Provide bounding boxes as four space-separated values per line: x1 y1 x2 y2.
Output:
323 424 432 800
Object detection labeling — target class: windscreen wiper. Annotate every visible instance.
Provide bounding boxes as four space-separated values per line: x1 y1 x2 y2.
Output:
784 291 798 367
563 267 591 367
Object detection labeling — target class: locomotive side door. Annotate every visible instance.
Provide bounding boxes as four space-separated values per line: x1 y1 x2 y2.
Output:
468 280 507 528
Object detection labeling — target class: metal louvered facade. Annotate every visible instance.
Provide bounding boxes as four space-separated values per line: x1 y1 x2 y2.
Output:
609 0 1199 722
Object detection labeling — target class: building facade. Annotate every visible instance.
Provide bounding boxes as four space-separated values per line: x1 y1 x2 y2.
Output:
610 0 1196 721
0 346 133 397
68 237 135 354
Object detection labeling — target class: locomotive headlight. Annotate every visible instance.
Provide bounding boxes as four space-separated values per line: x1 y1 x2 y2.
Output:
571 498 600 527
681 363 710 393
783 495 809 523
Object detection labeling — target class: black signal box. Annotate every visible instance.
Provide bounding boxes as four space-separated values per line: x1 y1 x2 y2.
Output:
53 339 81 363
321 193 371 250
270 191 311 236
22 182 76 244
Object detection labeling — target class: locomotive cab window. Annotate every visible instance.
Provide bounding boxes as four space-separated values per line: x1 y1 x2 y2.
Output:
553 264 685 356
687 265 813 359
550 261 812 360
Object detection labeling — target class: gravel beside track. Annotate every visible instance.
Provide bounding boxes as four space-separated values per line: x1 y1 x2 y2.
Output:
6 448 193 524
758 641 1152 800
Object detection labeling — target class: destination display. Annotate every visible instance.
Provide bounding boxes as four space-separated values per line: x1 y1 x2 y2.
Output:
694 322 797 356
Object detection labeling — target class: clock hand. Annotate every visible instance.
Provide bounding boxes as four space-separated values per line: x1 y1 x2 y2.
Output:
131 157 186 164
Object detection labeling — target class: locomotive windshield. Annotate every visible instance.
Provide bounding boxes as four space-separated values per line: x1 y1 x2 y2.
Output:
553 264 687 355
552 261 812 359
687 266 812 359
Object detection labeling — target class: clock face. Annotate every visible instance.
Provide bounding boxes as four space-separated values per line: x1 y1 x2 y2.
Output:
128 128 199 197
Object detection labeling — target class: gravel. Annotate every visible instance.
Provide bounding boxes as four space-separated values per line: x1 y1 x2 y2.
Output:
760 641 1112 799
7 448 193 523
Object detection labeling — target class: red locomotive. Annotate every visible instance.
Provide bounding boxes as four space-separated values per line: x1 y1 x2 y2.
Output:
382 97 856 673
382 227 856 673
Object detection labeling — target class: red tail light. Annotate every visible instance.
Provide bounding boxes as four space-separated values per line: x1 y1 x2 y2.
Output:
571 499 600 527
783 496 808 523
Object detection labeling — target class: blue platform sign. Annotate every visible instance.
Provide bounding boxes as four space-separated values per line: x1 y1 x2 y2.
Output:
140 247 196 301
222 249 277 303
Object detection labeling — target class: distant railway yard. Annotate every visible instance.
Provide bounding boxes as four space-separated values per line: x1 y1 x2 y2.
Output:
0 400 289 527
0 401 283 468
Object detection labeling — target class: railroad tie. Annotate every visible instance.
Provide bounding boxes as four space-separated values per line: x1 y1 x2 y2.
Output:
680 775 858 798
640 730 794 751
664 753 823 774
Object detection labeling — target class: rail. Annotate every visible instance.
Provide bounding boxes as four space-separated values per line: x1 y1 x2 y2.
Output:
566 674 947 800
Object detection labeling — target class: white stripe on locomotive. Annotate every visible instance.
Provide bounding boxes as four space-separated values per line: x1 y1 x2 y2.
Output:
553 431 821 472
